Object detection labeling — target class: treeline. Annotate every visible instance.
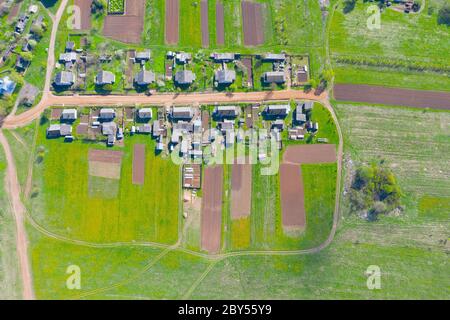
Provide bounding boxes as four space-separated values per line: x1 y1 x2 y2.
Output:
333 54 450 73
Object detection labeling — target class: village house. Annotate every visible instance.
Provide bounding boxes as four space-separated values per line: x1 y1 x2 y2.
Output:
59 52 77 68
171 106 194 121
15 14 28 34
137 124 152 134
54 71 75 87
174 70 196 86
262 53 286 62
211 53 236 62
263 71 286 84
95 71 115 86
0 76 17 95
61 109 78 122
264 104 290 119
213 106 239 120
175 52 192 64
46 124 72 138
15 56 30 72
215 69 236 86
99 108 116 121
135 70 155 86
135 50 151 62
138 108 152 120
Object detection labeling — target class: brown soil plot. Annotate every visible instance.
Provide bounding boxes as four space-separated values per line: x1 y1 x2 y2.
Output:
7 2 21 22
241 1 264 46
88 149 124 180
280 164 305 228
200 0 209 47
165 0 180 45
132 144 145 185
103 0 146 44
242 57 253 87
334 84 450 110
74 0 93 30
283 144 336 165
215 2 225 45
201 166 223 254
231 163 252 219
50 108 63 120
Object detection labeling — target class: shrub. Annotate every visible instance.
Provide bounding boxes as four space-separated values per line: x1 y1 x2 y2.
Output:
437 4 450 26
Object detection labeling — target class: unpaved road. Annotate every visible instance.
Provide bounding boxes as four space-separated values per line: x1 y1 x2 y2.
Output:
0 131 34 300
3 90 328 129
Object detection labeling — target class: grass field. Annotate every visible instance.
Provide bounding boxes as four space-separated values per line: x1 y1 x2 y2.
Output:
27 124 180 244
330 0 450 89
0 143 21 299
179 0 202 48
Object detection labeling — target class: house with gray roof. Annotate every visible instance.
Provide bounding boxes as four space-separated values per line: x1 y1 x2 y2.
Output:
135 50 151 62
61 109 78 122
211 53 235 62
138 108 152 120
263 71 286 84
214 106 239 119
54 71 75 87
46 124 72 138
59 52 77 63
174 70 196 86
95 71 115 85
135 70 155 86
264 105 290 119
171 106 194 120
0 76 17 95
215 69 236 86
99 108 116 121
262 53 286 62
101 122 117 136
65 41 75 52
175 52 192 64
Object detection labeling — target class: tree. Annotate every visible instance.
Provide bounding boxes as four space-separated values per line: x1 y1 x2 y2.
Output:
31 24 44 38
21 52 33 62
437 4 450 26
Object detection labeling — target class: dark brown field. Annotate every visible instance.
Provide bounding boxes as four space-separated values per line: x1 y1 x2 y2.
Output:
283 144 336 165
241 1 264 46
201 166 223 254
200 0 209 47
334 84 450 110
165 0 180 45
215 2 225 45
242 57 253 87
88 149 123 164
103 0 145 44
132 144 145 185
231 163 252 219
280 164 305 228
74 0 93 30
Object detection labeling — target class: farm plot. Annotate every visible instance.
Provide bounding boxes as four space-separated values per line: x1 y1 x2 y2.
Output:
201 165 223 254
103 0 146 43
334 84 450 110
279 164 305 228
215 1 224 45
179 0 202 47
283 144 337 165
231 163 252 219
241 0 264 46
200 0 209 47
88 149 123 180
165 0 180 45
132 144 145 185
108 0 125 14
74 0 93 30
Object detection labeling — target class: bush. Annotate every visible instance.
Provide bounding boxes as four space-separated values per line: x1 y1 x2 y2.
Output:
349 161 402 220
437 5 450 26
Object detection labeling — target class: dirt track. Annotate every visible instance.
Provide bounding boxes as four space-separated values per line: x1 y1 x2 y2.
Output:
165 0 179 44
201 166 223 254
334 84 450 110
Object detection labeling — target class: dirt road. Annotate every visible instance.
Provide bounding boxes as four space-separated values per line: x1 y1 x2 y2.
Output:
3 90 328 129
0 131 34 300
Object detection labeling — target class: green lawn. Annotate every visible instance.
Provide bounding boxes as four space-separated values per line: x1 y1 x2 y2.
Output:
179 0 202 48
28 122 180 244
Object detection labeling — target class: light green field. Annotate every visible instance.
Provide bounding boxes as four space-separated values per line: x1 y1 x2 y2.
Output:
28 124 180 244
0 142 21 299
330 0 450 89
179 0 202 48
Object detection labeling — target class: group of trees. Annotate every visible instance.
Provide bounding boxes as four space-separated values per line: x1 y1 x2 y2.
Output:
437 4 450 26
349 161 402 221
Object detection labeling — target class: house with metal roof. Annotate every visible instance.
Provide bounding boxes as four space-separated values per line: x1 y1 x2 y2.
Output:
65 41 75 52
0 76 17 95
211 53 235 62
135 50 151 62
171 106 194 120
263 71 286 84
101 122 117 136
138 108 152 120
262 53 286 62
214 106 239 119
54 71 75 87
61 109 78 122
264 105 290 119
99 108 116 121
59 52 77 63
175 52 192 64
215 69 236 86
95 71 115 85
174 70 196 85
134 70 155 86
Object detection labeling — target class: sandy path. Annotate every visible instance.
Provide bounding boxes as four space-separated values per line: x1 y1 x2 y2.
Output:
0 131 34 300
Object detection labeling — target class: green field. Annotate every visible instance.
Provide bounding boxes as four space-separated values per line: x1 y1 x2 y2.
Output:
330 0 450 89
27 123 180 244
179 0 202 48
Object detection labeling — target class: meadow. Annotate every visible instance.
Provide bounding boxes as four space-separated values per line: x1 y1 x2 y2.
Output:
330 0 450 89
27 123 180 244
